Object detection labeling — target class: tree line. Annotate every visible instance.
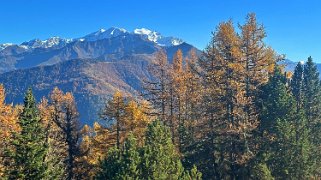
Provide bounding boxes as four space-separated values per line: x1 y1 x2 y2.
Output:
0 13 320 179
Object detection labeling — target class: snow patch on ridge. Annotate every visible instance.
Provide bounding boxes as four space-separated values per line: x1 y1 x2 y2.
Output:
0 27 184 52
133 28 183 46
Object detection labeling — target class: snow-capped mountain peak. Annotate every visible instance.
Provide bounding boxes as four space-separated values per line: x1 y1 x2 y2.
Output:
133 28 183 46
81 27 128 41
134 28 153 35
134 28 160 42
99 28 106 33
80 27 183 46
0 43 14 50
0 27 184 52
20 36 73 49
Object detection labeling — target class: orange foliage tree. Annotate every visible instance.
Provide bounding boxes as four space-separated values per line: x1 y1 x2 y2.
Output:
0 85 20 176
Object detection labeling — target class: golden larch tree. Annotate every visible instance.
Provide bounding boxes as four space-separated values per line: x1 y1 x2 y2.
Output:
143 50 172 130
49 87 82 180
100 90 126 149
0 85 20 176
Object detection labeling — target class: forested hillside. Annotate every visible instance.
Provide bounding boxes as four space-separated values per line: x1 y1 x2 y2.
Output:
0 13 320 179
0 36 197 124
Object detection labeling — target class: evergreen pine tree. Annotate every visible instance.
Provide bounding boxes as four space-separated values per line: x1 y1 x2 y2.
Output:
141 120 185 179
38 97 66 179
96 121 201 179
95 147 122 179
303 57 321 127
96 133 141 180
291 110 313 178
259 66 294 135
274 111 312 179
259 66 313 178
291 62 304 111
119 134 141 179
250 163 274 180
302 56 321 176
258 66 296 178
8 88 48 179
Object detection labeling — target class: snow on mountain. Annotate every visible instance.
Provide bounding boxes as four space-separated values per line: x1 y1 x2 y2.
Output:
134 28 160 42
133 28 183 46
157 36 184 46
0 43 14 50
20 37 73 49
0 37 74 51
81 27 128 41
0 27 184 52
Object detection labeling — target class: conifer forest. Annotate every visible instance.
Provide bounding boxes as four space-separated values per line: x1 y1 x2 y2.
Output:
0 13 320 179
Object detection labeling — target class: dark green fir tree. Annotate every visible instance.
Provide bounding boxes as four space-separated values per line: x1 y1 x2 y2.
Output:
141 120 185 179
303 57 321 127
303 56 321 176
259 65 294 135
96 121 201 180
258 66 313 179
7 88 48 179
291 62 304 111
96 133 141 180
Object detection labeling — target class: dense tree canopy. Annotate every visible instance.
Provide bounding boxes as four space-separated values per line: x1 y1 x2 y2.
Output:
0 13 320 179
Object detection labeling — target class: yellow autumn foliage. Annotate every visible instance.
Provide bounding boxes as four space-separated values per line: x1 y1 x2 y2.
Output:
0 85 20 176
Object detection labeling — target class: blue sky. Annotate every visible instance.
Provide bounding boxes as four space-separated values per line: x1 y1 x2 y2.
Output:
1 0 321 62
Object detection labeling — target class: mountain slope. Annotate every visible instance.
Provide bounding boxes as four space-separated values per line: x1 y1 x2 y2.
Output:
0 57 152 124
0 49 197 125
0 27 186 73
0 34 160 73
0 27 199 124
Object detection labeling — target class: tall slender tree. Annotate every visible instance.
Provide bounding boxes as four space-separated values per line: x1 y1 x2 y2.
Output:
259 66 313 178
100 90 126 149
143 50 172 133
291 62 304 112
171 49 187 148
240 14 278 163
0 85 19 176
172 49 185 122
302 56 321 176
259 66 291 134
303 57 321 130
182 49 202 146
198 20 258 179
8 88 48 179
50 87 81 180
38 97 66 179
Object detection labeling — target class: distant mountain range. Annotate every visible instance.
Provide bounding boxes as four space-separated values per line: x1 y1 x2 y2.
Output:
0 27 195 125
281 59 321 76
1 27 320 125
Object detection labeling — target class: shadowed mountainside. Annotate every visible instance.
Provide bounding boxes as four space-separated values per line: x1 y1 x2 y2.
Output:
0 38 197 124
